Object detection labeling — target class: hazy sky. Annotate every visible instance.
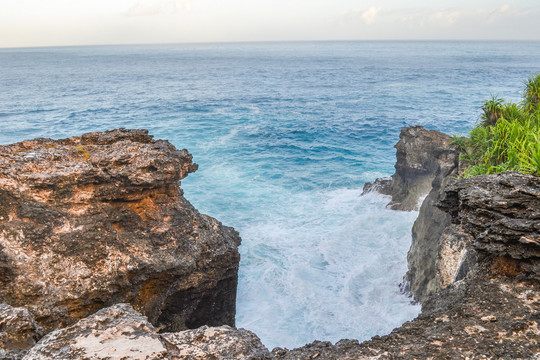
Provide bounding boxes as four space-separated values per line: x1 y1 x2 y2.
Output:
1 0 539 48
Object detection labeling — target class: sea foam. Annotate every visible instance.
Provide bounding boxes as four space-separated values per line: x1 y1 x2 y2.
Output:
235 188 421 349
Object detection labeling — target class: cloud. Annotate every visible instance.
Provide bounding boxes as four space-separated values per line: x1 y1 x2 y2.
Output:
361 6 380 25
429 10 460 26
125 0 191 17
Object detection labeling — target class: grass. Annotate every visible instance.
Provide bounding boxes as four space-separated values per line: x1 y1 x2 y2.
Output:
454 74 540 177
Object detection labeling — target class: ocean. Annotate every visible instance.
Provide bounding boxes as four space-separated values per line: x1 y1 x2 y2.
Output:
1 41 539 349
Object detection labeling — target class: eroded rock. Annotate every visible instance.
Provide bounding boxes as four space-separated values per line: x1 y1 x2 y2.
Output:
0 129 241 333
440 171 540 279
163 326 272 360
0 304 43 360
275 276 540 359
23 304 167 360
363 126 458 211
23 304 271 360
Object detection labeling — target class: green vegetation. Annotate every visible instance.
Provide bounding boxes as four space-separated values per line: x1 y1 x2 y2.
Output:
454 74 540 177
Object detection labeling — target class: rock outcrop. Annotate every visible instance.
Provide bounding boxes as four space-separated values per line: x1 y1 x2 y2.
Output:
0 304 43 360
363 126 458 211
163 325 272 359
3 128 540 359
276 171 540 359
0 129 241 336
363 126 460 301
440 171 540 281
23 303 271 360
403 145 461 302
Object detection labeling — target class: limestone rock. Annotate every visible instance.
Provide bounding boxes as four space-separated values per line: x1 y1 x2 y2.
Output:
23 304 271 360
436 225 475 288
163 326 272 360
275 275 540 359
363 126 458 211
0 304 43 360
402 128 460 301
440 171 540 279
23 304 167 360
0 129 241 333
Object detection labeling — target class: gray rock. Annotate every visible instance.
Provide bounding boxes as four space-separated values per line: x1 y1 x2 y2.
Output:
23 304 271 360
402 128 460 302
163 326 272 360
363 126 458 211
0 304 43 360
440 171 540 279
0 129 241 333
275 274 540 359
23 304 167 360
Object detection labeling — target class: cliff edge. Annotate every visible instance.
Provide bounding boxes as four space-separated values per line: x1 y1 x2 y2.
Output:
2 128 539 359
0 129 241 338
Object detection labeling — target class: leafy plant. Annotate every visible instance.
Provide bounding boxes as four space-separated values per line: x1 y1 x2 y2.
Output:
480 96 504 127
458 75 540 178
523 74 540 113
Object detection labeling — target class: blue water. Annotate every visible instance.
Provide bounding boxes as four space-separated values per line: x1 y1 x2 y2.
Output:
1 41 540 349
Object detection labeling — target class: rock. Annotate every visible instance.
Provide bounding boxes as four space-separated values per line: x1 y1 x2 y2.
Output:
436 225 476 288
0 304 43 360
22 304 168 360
439 171 540 279
361 177 392 196
401 129 460 302
0 129 241 333
275 276 540 359
163 326 272 359
363 126 458 211
23 304 271 360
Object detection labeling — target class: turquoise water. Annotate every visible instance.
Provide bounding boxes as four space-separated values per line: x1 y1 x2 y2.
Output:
1 41 540 349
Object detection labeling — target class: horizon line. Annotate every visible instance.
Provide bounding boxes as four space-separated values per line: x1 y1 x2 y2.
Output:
2 38 540 51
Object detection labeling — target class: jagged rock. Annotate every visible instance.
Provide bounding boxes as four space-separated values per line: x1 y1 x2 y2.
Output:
361 177 392 196
435 225 475 288
0 304 43 360
275 275 540 359
363 126 457 211
23 304 271 360
277 172 540 360
163 326 272 359
22 304 168 360
401 129 460 301
440 171 540 279
0 129 241 333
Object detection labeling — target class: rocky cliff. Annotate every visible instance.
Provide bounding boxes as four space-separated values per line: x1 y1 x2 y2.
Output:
0 129 241 347
363 126 457 211
275 170 540 359
2 128 539 359
363 126 461 302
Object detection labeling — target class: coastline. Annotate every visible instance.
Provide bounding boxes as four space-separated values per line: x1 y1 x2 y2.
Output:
2 127 539 359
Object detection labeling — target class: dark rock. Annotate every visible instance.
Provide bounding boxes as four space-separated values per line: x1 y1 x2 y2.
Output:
363 126 458 211
23 304 271 360
440 171 540 279
275 276 540 359
361 177 392 196
0 129 241 333
402 129 460 302
0 304 43 360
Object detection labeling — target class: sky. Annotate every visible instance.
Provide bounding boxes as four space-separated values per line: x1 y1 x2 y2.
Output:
1 0 539 48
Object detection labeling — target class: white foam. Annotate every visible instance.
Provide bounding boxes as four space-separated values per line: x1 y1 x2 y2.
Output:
236 189 421 349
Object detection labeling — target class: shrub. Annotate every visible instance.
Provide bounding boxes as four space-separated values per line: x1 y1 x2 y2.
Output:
457 74 540 177
523 74 540 113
